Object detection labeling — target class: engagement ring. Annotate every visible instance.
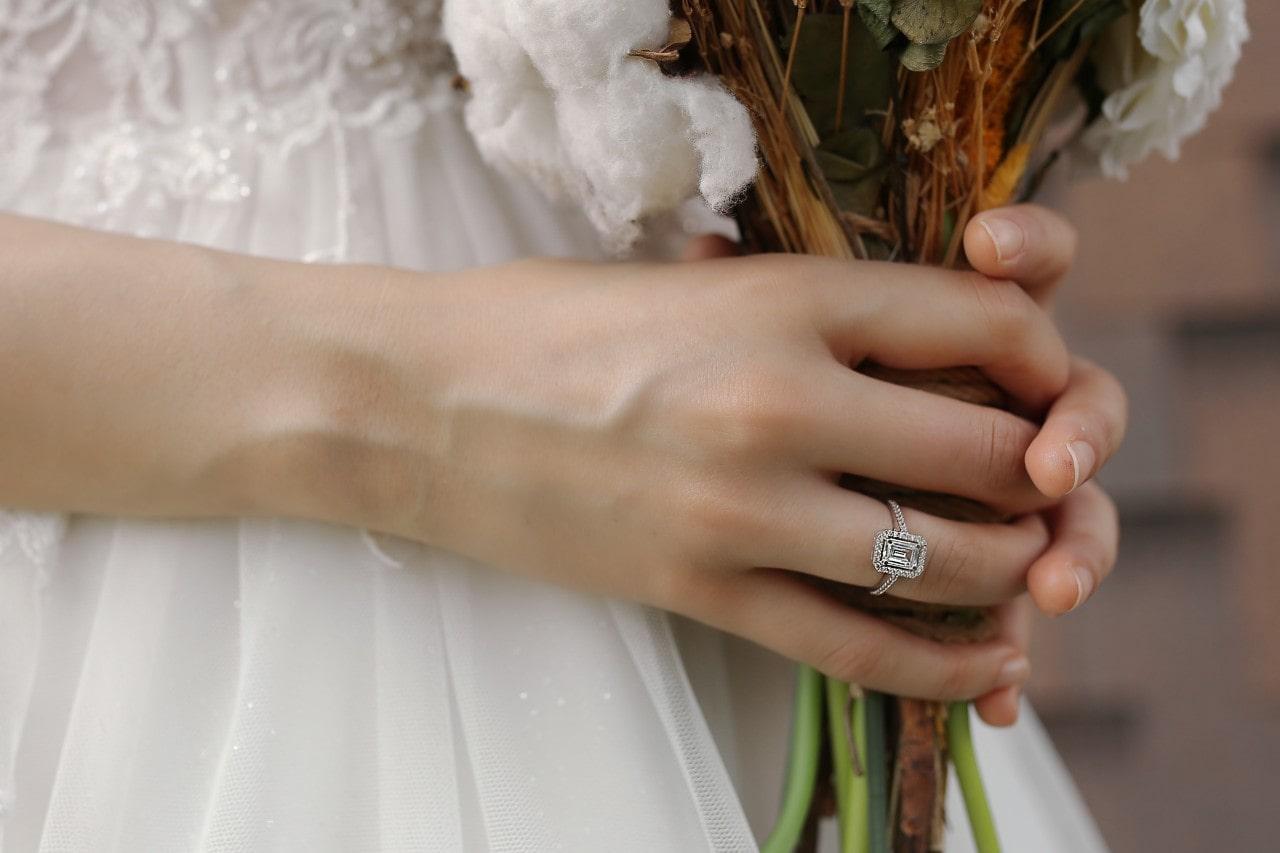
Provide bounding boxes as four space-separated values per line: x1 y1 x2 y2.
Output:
870 500 928 596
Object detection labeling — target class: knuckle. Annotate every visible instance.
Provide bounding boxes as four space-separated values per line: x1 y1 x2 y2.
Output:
935 653 980 699
923 533 975 603
717 373 796 458
673 375 794 463
817 632 886 685
976 412 1035 496
732 253 803 300
681 477 765 552
968 275 1035 346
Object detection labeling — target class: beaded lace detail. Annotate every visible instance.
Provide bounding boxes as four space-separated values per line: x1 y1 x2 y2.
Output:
0 0 452 224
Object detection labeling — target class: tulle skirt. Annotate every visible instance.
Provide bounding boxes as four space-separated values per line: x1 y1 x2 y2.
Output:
0 100 1107 851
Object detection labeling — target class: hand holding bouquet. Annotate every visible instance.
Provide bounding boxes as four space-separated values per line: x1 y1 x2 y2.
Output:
444 0 1246 848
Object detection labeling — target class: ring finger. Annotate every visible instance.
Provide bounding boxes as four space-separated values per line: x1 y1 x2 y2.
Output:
741 475 1050 606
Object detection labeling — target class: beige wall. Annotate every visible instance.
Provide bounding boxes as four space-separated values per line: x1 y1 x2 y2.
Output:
1027 6 1279 851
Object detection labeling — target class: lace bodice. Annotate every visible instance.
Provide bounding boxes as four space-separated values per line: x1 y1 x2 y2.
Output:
1 0 453 225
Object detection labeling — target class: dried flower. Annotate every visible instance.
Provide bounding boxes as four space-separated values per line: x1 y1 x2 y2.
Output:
903 107 946 152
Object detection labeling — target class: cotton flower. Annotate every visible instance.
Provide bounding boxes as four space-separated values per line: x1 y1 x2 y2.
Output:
1082 0 1249 179
442 0 757 250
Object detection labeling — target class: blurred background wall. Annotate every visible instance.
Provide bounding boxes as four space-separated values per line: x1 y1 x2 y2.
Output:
1028 6 1279 851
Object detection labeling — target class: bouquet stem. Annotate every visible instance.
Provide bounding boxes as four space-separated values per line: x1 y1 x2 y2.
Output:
763 665 825 853
947 702 1001 853
824 677 868 853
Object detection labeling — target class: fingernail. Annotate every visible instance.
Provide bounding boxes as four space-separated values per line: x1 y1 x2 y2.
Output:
996 656 1031 688
1068 565 1095 612
1065 441 1096 492
979 217 1025 263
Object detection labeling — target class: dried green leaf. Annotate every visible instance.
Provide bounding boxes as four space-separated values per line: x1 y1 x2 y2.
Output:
785 13 895 137
890 0 982 46
856 0 899 50
900 40 949 71
815 127 888 217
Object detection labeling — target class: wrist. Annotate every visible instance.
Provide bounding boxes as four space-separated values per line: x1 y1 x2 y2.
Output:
230 257 454 535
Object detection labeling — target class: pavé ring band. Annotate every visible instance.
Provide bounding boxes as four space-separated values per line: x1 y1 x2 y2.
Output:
870 499 928 597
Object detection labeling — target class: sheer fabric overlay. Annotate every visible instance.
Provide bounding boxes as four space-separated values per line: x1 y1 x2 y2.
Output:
0 2 1106 850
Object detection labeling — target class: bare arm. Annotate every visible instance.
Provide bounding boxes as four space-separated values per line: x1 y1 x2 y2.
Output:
0 210 1125 718
0 212 437 524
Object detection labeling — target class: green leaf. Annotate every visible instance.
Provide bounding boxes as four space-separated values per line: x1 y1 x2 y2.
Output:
890 0 983 46
857 0 899 50
785 12 895 137
899 39 949 71
814 127 888 217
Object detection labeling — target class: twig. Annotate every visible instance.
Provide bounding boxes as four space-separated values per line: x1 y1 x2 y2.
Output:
779 0 809 112
834 0 854 132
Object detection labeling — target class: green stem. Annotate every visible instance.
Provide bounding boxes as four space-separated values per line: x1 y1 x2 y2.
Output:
850 687 871 853
762 665 824 853
947 702 1001 853
864 691 890 853
824 678 867 853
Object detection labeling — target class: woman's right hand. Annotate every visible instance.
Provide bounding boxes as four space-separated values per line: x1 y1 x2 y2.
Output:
275 208 1122 708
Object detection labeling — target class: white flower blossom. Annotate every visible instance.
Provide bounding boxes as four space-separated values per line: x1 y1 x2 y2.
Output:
1083 0 1249 179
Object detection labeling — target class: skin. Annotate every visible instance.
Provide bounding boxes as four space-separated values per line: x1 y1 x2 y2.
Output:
0 205 1124 727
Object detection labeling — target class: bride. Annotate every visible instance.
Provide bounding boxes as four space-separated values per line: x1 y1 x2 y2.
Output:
0 2 1124 850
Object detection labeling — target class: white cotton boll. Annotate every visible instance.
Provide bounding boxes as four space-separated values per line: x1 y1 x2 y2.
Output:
505 0 670 89
443 2 569 197
673 75 759 213
1080 0 1249 180
442 0 758 251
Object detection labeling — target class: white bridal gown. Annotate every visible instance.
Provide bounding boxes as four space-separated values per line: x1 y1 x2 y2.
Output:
0 3 1108 851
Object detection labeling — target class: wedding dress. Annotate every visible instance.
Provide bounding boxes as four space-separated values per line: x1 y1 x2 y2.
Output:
0 3 1108 851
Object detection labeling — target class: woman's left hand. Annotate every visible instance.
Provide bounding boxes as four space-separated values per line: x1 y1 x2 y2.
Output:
683 204 1126 726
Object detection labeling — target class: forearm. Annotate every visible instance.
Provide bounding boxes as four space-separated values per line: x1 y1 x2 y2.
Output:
0 213 436 526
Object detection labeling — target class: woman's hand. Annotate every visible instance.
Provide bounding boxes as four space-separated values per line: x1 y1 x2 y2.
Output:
285 206 1124 720
686 207 1125 726
0 210 1122 726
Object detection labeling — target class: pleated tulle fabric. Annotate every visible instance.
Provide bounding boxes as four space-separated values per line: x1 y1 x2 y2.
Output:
0 4 1107 850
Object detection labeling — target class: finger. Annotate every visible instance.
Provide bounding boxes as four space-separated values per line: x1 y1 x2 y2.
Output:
796 257 1070 411
799 363 1053 515
1026 482 1120 616
680 234 740 261
974 599 1033 726
685 567 1030 701
1025 356 1128 498
742 476 1050 606
964 204 1078 305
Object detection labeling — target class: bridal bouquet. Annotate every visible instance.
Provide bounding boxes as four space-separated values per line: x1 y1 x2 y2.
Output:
445 0 1246 849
